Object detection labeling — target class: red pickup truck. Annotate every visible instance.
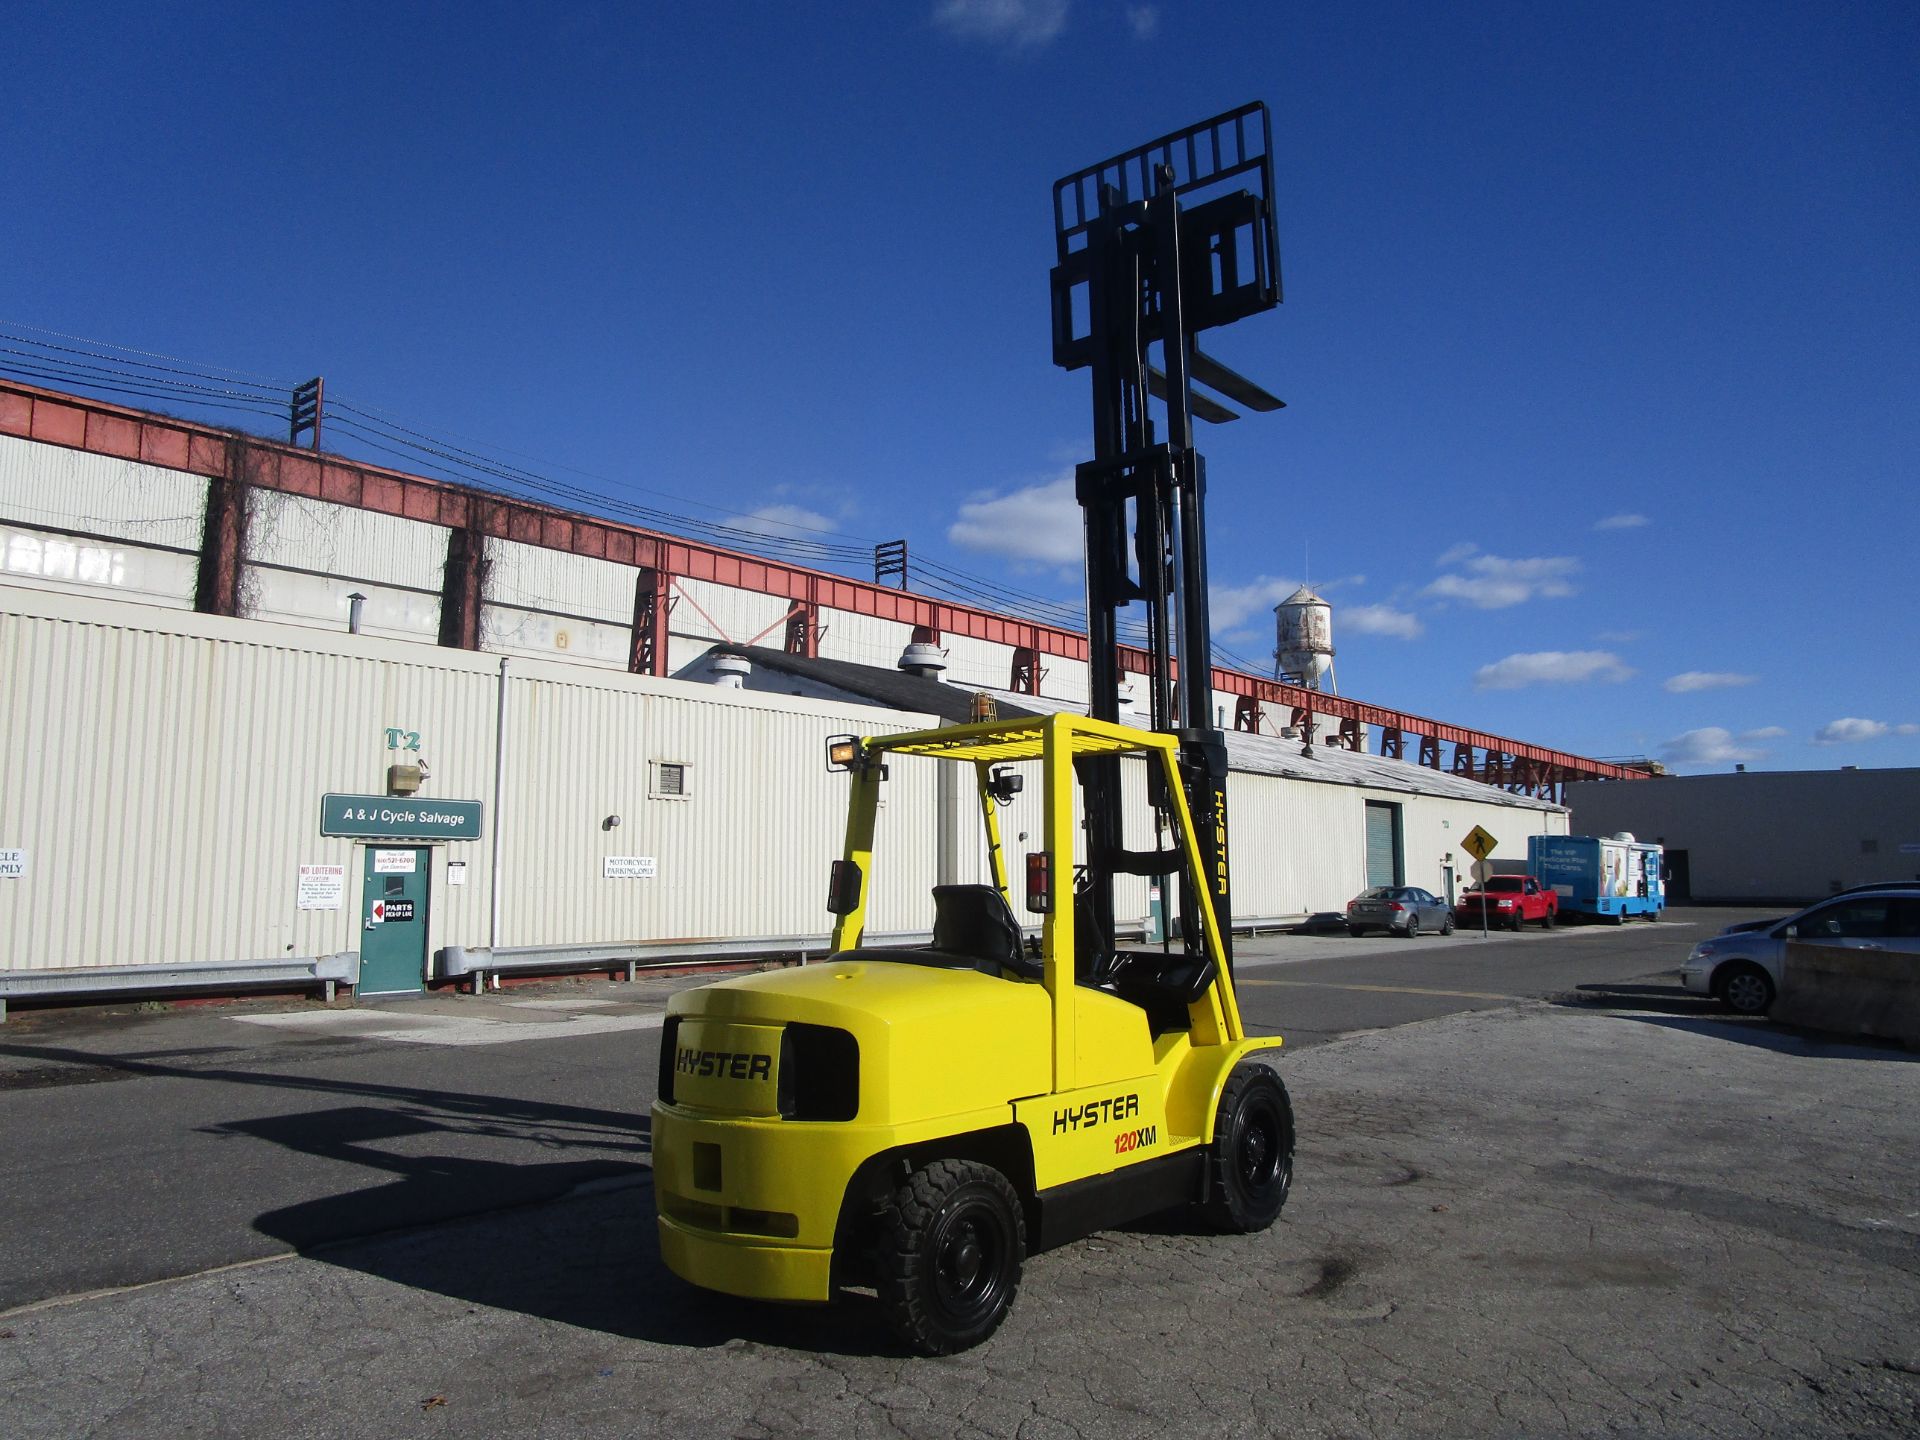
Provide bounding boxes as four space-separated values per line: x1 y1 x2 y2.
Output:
1456 875 1558 930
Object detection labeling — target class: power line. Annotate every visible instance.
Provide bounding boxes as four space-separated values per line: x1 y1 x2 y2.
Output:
0 326 1215 669
328 392 872 547
0 322 297 386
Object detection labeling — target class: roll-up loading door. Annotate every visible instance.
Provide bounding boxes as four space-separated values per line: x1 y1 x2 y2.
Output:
1364 801 1402 889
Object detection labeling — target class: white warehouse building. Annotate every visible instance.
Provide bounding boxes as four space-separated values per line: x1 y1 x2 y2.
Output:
0 379 1578 1013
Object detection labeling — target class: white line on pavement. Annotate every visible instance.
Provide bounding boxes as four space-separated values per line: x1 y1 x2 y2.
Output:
230 1007 667 1047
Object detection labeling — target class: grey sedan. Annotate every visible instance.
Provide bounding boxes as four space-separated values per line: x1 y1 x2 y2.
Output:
1346 886 1455 938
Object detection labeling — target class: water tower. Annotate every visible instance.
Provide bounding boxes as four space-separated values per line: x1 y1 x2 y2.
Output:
1274 584 1336 692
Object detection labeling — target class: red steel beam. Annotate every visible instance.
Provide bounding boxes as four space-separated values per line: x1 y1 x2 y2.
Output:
0 378 1645 782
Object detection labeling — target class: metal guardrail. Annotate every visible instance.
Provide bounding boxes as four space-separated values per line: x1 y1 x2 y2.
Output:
440 921 1165 994
440 935 832 992
0 914 1306 1016
0 953 360 1021
1231 913 1309 936
0 912 1311 1017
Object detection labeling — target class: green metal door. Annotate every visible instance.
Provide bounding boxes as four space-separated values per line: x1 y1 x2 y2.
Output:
360 847 431 995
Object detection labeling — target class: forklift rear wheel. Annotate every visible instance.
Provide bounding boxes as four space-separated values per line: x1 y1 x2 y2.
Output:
877 1158 1025 1356
1202 1064 1295 1233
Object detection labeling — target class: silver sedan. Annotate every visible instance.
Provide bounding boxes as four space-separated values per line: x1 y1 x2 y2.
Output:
1346 886 1455 938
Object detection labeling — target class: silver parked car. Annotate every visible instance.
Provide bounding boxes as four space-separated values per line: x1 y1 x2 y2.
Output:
1346 886 1454 938
1680 884 1920 1015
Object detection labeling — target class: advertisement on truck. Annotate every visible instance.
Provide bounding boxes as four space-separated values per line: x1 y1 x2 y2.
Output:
1529 834 1665 923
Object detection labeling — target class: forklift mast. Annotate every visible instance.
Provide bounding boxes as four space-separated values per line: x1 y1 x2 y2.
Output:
1049 102 1285 972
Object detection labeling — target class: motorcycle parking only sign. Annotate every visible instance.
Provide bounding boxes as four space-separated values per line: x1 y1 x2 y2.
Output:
0 849 27 879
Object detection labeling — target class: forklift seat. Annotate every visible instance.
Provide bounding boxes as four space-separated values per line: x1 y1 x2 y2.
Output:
824 887 1039 980
929 885 1031 977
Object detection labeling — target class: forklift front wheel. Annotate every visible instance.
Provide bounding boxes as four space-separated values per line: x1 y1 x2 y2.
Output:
877 1158 1026 1356
1202 1063 1295 1233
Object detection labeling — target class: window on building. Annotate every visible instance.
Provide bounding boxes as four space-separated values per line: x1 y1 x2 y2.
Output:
650 760 691 800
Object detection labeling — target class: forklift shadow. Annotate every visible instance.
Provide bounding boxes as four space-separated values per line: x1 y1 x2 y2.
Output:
239 1105 897 1354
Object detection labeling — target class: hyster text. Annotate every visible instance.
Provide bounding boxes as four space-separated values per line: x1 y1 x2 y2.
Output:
1052 1092 1140 1133
676 1048 772 1081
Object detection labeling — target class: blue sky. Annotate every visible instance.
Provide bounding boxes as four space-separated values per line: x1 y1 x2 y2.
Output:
4 1 1915 773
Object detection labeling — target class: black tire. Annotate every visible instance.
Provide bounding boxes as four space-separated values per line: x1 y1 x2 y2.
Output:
1348 926 1367 938
1716 962 1775 1017
1441 914 1455 936
876 1159 1025 1355
1202 1063 1295 1233
1403 915 1420 938
1541 909 1556 929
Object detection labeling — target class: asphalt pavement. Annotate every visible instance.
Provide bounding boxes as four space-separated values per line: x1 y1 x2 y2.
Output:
2 908 1915 1437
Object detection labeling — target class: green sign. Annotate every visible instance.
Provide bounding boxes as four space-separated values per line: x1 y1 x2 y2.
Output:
321 794 484 841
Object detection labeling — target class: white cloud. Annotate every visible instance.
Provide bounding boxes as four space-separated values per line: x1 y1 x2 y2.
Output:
1122 3 1158 38
1474 650 1633 690
1435 542 1478 567
733 503 836 537
1209 574 1301 632
1900 723 1920 736
1742 725 1788 740
932 0 1069 48
947 476 1083 568
1660 727 1767 767
1663 671 1758 694
1595 513 1650 530
1425 550 1580 609
1811 717 1903 746
1342 603 1424 640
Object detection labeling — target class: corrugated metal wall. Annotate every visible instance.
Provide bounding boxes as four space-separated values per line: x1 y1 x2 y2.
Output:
0 589 500 971
494 658 947 944
1227 772 1365 916
248 492 447 642
0 582 1570 976
0 434 206 551
0 434 203 610
0 585 961 972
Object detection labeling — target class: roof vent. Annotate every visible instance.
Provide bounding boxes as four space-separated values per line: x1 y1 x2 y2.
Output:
1610 831 1636 843
709 653 751 689
898 641 947 678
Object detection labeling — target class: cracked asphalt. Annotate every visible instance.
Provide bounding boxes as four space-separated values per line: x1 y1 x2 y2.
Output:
3 924 1917 1437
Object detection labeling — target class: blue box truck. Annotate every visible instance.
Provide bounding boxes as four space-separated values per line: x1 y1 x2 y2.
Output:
1528 834 1665 923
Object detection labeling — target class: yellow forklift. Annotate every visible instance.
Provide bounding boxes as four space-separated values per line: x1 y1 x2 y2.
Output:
653 104 1294 1353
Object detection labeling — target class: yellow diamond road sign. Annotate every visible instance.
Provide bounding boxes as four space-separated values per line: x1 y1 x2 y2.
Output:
1461 825 1498 862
